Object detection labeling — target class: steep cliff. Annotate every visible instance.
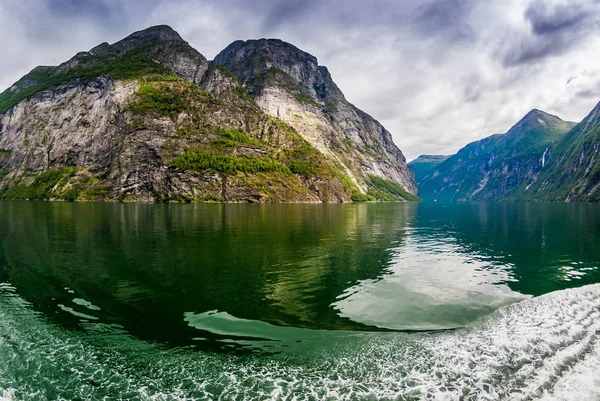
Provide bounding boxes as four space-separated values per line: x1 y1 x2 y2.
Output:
0 26 417 203
212 39 417 198
517 102 600 201
417 110 575 201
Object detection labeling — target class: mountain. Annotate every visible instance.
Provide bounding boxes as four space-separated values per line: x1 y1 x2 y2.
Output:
516 102 600 201
212 39 417 199
408 155 450 182
0 26 417 203
417 110 575 201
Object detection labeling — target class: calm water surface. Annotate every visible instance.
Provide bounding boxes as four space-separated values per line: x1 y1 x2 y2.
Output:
1 201 600 400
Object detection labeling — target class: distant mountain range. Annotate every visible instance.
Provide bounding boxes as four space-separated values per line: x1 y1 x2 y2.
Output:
408 155 450 183
412 103 600 202
0 25 417 203
3 24 599 204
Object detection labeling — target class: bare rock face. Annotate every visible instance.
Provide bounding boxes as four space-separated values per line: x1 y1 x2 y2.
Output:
0 26 417 203
111 25 185 53
0 76 131 177
213 39 417 195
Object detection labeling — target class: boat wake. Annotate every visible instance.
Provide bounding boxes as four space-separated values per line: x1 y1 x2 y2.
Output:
0 282 599 400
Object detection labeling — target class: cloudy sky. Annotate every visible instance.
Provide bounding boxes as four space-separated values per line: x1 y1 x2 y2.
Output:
1 0 600 160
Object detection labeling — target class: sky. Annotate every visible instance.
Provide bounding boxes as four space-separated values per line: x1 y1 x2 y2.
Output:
1 0 600 161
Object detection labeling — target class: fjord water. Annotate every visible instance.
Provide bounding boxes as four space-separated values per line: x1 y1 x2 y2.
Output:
1 201 600 400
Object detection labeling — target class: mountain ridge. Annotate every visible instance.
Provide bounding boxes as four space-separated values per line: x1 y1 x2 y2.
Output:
212 38 417 195
514 101 600 201
416 109 576 201
0 25 418 203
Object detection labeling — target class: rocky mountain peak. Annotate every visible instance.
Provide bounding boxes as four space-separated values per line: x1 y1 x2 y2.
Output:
111 25 185 54
519 100 600 201
506 109 572 139
213 38 318 76
524 108 545 117
213 38 416 196
0 26 418 202
86 25 186 58
212 38 342 103
521 109 559 125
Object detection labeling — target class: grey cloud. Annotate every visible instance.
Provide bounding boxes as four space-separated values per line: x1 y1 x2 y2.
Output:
214 0 476 46
46 0 116 18
576 87 600 99
502 0 600 67
502 39 568 67
260 0 323 32
463 85 482 103
1 0 600 160
526 1 591 35
411 0 476 41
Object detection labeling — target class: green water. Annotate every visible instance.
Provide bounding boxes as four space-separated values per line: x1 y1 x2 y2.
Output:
1 201 600 400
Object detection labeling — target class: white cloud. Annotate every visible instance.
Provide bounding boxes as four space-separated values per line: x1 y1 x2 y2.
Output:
1 0 599 160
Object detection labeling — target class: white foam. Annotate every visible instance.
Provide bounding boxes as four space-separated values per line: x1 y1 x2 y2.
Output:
72 298 101 311
57 303 99 320
538 342 600 401
1 283 600 400
0 389 15 401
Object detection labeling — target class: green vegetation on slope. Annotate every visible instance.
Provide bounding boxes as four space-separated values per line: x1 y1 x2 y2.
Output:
0 47 414 203
125 77 221 119
345 174 421 202
283 142 323 175
0 42 173 114
212 129 263 148
0 168 78 200
350 191 376 202
516 107 600 201
267 117 333 177
418 111 574 201
367 175 421 201
409 155 450 182
171 149 290 175
0 168 112 201
127 79 295 178
125 78 188 118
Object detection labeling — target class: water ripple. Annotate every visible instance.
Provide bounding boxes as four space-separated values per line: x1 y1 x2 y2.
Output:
1 283 600 400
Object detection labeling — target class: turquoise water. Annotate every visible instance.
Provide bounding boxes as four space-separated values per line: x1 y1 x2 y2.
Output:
0 201 600 400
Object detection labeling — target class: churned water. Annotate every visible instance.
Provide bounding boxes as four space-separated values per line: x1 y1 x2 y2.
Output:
0 201 599 400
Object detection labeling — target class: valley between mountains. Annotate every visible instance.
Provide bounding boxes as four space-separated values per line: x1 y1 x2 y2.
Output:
411 103 600 202
3 24 600 204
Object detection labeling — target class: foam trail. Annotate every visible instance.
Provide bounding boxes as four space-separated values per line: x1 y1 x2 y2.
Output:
1 283 600 400
0 389 15 401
